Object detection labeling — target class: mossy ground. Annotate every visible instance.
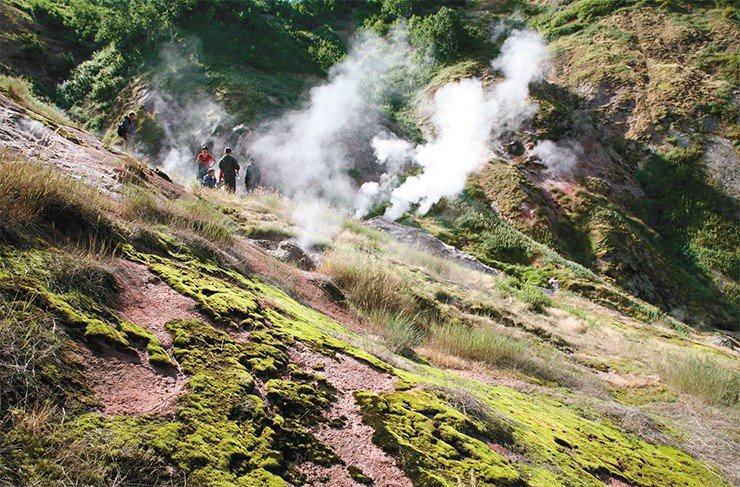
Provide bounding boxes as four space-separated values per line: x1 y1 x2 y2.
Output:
1 218 728 485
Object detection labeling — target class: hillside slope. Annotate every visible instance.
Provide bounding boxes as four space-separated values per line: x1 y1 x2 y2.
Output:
1 70 739 487
2 0 737 327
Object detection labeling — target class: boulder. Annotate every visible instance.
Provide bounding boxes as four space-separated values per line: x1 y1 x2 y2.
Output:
274 241 316 271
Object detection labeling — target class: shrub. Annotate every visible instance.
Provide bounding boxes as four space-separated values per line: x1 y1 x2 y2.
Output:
659 355 739 407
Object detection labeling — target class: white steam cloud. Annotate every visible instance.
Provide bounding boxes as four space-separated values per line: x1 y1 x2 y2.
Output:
531 140 581 179
246 27 419 245
155 92 234 181
146 43 236 183
373 29 549 220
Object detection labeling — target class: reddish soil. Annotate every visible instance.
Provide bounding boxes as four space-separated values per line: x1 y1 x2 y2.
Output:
81 347 186 416
112 259 209 347
607 477 633 487
289 343 412 487
80 258 214 416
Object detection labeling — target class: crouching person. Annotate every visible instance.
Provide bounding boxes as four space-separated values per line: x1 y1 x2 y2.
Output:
202 168 218 188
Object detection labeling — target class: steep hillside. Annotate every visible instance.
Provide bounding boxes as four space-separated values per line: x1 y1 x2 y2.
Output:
1 64 739 487
0 1 739 486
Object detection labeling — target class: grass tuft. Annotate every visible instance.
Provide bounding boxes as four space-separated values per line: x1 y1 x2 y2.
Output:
122 185 234 245
659 355 739 408
0 75 73 127
0 153 114 245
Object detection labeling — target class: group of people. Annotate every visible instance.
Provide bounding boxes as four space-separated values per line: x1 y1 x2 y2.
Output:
118 112 260 194
195 145 261 194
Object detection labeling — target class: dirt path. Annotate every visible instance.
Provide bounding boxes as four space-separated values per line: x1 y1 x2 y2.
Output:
289 343 412 487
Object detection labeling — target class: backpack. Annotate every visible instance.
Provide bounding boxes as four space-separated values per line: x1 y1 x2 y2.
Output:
117 117 130 137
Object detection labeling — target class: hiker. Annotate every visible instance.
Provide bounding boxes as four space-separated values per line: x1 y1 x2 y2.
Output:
202 168 218 188
218 147 240 193
196 145 214 181
117 111 136 149
244 156 261 193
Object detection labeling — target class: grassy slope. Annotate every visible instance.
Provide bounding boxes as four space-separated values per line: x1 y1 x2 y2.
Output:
0 90 737 486
4 0 736 327
414 0 739 329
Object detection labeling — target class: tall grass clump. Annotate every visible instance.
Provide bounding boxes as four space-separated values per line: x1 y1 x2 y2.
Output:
427 323 578 386
319 248 417 317
659 355 739 408
122 185 234 245
0 75 73 127
0 154 113 245
366 309 424 355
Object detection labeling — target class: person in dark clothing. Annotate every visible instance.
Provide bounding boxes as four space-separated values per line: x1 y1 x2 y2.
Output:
117 111 136 149
218 147 239 193
202 168 218 188
244 157 261 194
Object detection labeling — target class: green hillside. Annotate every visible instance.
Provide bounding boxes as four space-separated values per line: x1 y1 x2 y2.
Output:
0 0 738 485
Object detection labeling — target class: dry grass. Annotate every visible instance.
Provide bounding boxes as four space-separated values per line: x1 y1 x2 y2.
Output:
658 354 739 408
426 322 583 388
122 184 235 245
0 75 73 127
0 153 114 245
0 299 63 416
319 247 418 317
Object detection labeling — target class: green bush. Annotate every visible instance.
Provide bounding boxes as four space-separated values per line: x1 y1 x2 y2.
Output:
409 7 485 64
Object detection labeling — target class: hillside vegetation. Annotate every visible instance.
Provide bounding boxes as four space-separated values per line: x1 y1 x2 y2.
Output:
0 0 738 486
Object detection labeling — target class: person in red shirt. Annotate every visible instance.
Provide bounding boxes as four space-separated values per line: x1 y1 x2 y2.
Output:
196 145 214 181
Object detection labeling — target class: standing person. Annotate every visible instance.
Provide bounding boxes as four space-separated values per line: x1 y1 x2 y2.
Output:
218 147 240 193
202 168 218 188
116 111 136 150
244 157 261 194
196 145 214 182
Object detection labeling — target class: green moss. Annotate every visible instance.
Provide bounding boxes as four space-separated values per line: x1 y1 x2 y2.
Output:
356 389 522 486
118 321 174 368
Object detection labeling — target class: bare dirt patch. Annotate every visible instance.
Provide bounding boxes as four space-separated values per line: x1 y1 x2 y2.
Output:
112 259 208 347
289 343 411 487
81 346 187 417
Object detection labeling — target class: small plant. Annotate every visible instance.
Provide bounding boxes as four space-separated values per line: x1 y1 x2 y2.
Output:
514 284 553 313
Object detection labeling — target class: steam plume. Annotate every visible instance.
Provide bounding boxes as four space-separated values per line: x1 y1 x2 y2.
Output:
368 30 549 220
247 27 416 244
531 140 581 179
